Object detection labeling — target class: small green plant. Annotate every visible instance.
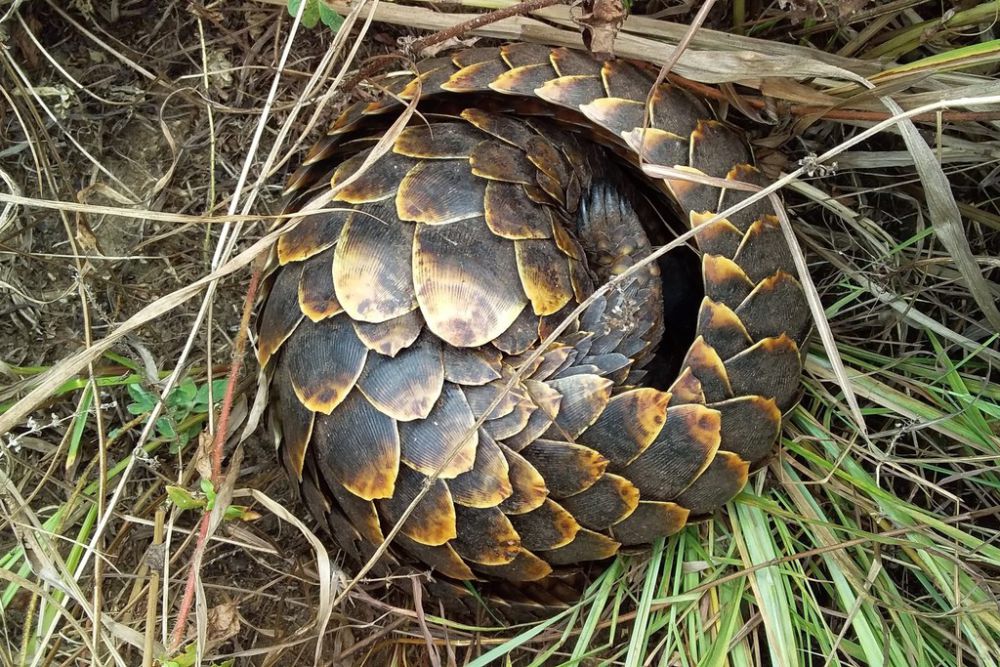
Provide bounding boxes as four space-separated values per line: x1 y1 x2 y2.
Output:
166 478 259 522
163 643 234 667
125 377 227 453
286 0 343 32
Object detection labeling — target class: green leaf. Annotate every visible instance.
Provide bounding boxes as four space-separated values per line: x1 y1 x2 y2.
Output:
194 379 228 409
164 643 198 667
155 416 176 438
125 402 148 416
287 0 320 29
317 2 343 32
177 377 197 403
65 385 94 473
200 477 218 509
223 505 257 521
126 383 156 411
166 486 204 511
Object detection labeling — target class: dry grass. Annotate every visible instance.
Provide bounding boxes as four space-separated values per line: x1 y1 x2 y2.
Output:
1 1 998 665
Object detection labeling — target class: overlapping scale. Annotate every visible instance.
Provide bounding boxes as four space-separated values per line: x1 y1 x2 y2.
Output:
732 216 795 283
461 379 521 420
258 264 304 366
702 254 755 307
710 396 782 463
678 336 733 403
719 165 773 231
357 332 444 421
491 63 559 96
519 439 607 498
443 345 503 385
600 60 654 100
515 238 575 316
273 362 314 480
500 42 554 67
460 108 537 148
447 430 513 508
697 298 753 361
690 120 751 178
276 206 349 265
443 59 509 92
328 481 385 546
297 248 341 322
556 474 639 531
673 451 750 514
579 98 645 137
492 307 540 355
576 388 669 466
394 122 484 159
481 395 537 441
311 390 398 500
622 127 688 168
539 528 619 566
485 181 553 239
413 217 528 348
470 139 539 184
397 535 475 580
452 505 521 565
503 389 559 450
609 501 689 546
284 315 367 414
377 464 456 546
544 374 613 440
352 309 423 357
398 384 478 478
396 160 486 223
735 272 811 346
333 203 417 323
472 548 552 582
550 46 603 77
725 335 802 412
508 499 579 551
650 84 708 137
496 443 548 514
616 404 722 501
333 151 419 204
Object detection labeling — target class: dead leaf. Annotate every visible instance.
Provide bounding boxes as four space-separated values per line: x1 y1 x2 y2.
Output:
577 0 627 60
205 600 241 652
417 36 478 59
195 430 214 481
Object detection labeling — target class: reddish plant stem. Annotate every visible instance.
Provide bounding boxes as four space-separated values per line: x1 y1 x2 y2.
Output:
169 514 210 651
169 255 265 652
211 261 263 484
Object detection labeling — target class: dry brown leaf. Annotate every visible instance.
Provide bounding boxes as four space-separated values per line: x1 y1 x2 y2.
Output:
578 0 627 59
205 601 241 652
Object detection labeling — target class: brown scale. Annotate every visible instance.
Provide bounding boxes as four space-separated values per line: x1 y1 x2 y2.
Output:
257 42 812 618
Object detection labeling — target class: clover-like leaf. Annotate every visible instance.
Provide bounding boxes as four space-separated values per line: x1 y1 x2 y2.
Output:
287 0 320 28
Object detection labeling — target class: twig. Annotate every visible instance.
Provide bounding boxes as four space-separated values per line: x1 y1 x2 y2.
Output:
340 0 568 94
142 510 165 667
671 74 1000 123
